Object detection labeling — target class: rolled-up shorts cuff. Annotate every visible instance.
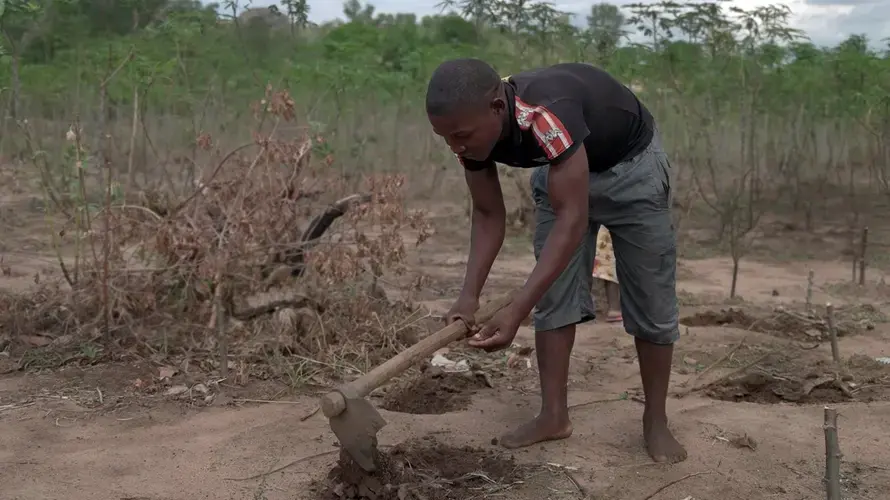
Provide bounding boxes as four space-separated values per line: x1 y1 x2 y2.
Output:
533 311 596 333
627 327 680 345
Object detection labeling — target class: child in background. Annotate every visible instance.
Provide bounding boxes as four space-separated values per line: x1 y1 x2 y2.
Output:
593 227 622 323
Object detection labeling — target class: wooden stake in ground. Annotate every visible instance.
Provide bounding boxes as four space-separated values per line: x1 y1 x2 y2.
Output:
806 269 814 311
825 303 840 364
858 227 868 286
823 407 842 500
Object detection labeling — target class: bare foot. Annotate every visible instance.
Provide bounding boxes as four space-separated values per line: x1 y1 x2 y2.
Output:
499 415 573 449
644 415 687 463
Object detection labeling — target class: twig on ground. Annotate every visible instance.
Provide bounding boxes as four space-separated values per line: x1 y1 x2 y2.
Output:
569 395 627 410
232 398 304 405
700 350 776 388
682 336 748 389
226 445 394 482
563 469 588 497
675 348 775 398
642 471 712 500
0 401 35 412
225 449 340 481
300 406 319 421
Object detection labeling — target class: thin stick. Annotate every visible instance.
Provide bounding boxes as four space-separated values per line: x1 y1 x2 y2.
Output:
677 349 774 397
642 471 712 500
569 396 627 410
823 407 842 500
563 469 588 497
232 398 304 405
224 449 340 481
688 336 748 387
232 399 319 422
858 227 868 286
826 303 840 364
300 407 319 421
806 269 814 311
226 445 394 482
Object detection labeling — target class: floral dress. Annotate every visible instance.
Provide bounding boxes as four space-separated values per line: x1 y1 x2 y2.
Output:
592 227 617 284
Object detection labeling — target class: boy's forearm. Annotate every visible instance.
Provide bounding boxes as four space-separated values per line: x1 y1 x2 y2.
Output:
461 208 506 300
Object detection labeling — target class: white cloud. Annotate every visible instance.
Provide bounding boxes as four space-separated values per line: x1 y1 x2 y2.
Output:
237 0 889 47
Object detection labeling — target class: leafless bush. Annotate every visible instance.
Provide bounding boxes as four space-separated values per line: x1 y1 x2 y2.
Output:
0 84 433 379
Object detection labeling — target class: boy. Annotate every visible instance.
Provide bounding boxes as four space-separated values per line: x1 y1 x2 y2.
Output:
426 59 685 463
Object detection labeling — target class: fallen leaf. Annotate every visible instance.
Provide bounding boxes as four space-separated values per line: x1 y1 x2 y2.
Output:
730 434 758 451
165 385 188 396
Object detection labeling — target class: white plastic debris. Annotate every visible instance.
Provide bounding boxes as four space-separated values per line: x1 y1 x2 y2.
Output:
875 357 890 365
430 349 470 373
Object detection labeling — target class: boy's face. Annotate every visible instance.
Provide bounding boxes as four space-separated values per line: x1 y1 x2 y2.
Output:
428 97 506 162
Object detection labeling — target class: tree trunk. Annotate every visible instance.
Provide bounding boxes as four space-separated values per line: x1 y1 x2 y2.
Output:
9 52 21 119
730 253 740 299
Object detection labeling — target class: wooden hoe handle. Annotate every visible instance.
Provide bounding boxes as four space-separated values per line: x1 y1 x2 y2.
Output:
319 292 515 417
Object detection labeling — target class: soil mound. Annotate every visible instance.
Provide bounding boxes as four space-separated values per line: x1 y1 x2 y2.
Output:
315 437 520 500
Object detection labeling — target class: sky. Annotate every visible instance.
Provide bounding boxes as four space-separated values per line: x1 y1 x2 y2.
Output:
237 0 889 48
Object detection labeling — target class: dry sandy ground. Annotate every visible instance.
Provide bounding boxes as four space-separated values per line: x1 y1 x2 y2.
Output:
2 196 890 499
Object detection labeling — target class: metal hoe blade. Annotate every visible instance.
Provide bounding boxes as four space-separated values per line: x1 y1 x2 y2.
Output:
328 388 388 472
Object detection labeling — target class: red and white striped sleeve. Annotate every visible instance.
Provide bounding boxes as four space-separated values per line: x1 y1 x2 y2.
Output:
513 96 589 165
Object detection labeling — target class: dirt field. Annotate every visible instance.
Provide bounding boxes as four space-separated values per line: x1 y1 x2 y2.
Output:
2 184 890 500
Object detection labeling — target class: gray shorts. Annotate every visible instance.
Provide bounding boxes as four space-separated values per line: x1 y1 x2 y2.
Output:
529 131 679 345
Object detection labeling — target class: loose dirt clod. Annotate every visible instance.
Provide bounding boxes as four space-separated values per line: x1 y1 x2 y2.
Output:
381 367 491 415
314 437 520 500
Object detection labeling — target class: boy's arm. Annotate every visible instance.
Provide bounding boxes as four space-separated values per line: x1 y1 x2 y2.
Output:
512 145 589 317
511 98 591 318
458 160 506 301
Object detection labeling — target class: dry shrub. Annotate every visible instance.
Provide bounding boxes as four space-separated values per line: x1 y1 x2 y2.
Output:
1 84 433 379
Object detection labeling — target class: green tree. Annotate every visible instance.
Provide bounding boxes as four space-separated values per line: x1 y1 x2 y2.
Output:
585 2 627 62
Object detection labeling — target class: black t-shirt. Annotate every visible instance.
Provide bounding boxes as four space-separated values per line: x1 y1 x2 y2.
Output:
459 63 654 173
